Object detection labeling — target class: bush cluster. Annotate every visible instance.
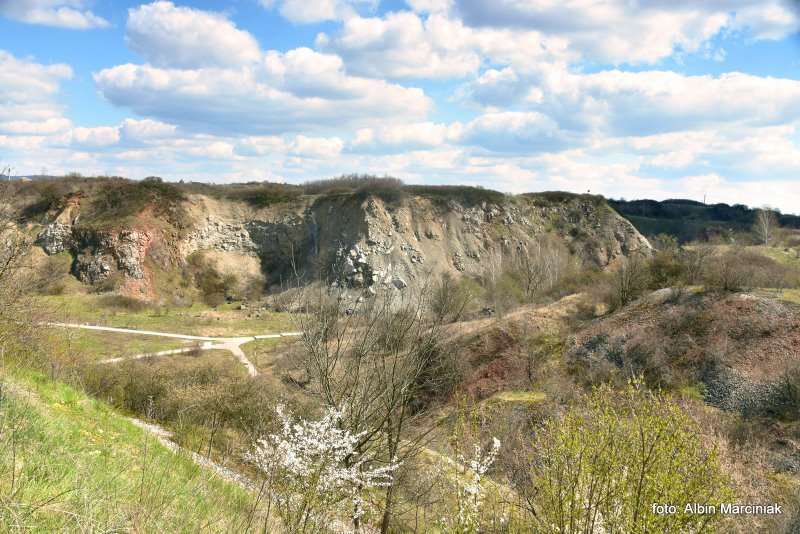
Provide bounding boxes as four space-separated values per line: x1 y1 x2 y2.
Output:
591 237 800 312
82 353 277 444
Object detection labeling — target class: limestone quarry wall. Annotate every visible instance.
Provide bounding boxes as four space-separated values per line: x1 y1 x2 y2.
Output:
33 191 651 299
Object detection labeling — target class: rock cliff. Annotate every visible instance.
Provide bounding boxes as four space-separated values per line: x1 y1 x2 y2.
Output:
32 188 650 300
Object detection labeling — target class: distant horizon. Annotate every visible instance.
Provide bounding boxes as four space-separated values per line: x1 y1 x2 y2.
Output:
7 171 797 217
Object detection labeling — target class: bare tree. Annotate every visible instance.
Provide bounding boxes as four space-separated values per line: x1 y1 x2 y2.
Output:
431 273 475 324
482 246 504 315
512 234 573 301
754 207 780 246
681 244 713 285
612 252 650 308
294 281 455 533
0 182 38 365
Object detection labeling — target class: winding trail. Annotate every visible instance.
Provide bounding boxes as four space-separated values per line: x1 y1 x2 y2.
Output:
47 322 302 377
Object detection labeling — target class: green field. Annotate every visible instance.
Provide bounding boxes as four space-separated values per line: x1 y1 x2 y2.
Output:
0 367 259 532
36 294 297 337
44 327 191 362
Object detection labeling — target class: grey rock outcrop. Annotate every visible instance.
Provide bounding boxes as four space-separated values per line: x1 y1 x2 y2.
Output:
36 223 73 255
32 189 651 300
37 223 153 283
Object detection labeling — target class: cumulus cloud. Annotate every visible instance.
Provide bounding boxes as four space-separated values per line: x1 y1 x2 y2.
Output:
119 118 177 142
352 122 459 152
0 117 71 135
126 2 261 68
289 135 344 158
317 12 480 79
458 111 573 153
67 126 121 148
0 0 108 29
318 11 570 80
453 0 798 64
94 47 431 135
463 65 800 138
406 0 453 13
259 0 377 23
0 50 72 134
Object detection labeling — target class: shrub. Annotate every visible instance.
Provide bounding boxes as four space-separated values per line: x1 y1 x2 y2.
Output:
247 405 398 533
96 294 152 312
431 273 478 323
648 234 686 289
87 177 188 228
223 183 302 208
522 190 606 208
82 352 275 437
404 184 506 207
187 254 239 305
608 252 650 309
505 234 576 302
34 254 70 295
303 175 408 204
700 248 793 292
522 381 732 533
761 364 800 421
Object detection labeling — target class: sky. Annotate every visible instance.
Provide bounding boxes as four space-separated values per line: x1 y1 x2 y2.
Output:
2 1 800 212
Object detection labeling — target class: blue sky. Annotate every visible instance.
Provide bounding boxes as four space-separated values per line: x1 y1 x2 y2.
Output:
2 1 800 213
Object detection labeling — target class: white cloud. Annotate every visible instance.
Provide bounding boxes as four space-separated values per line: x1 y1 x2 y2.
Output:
731 2 799 40
289 135 344 158
186 141 235 159
0 0 108 29
466 67 528 108
58 126 120 148
464 65 800 138
406 0 453 13
318 12 480 79
458 111 573 153
319 11 570 80
235 136 287 157
119 118 177 142
94 47 431 135
260 0 377 23
0 50 72 137
352 122 458 151
453 0 797 65
126 2 261 69
677 174 800 212
0 117 71 135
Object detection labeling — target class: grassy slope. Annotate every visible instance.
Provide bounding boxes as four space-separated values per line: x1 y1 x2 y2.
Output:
0 367 257 532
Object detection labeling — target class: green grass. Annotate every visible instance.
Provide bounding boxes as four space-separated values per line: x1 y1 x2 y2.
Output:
0 366 259 532
779 289 800 304
240 338 296 373
45 328 191 362
36 294 296 337
487 391 547 404
750 245 800 267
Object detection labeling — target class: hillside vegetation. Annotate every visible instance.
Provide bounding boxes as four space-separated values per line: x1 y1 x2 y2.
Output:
1 176 799 532
611 198 800 243
0 367 259 531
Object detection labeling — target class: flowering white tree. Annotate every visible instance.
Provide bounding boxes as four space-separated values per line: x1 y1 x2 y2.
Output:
248 405 399 533
439 437 501 534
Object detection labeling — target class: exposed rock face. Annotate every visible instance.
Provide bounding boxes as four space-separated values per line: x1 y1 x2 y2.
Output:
37 222 153 284
180 193 649 292
36 223 73 255
33 190 650 300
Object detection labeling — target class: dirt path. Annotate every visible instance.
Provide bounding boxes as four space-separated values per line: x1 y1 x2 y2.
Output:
48 322 303 378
